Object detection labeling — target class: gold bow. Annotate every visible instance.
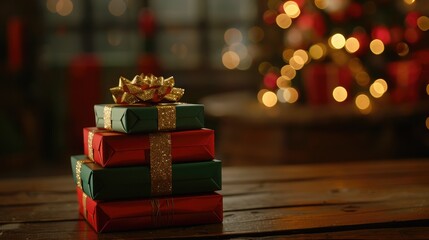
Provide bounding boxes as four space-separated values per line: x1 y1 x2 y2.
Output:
110 73 185 104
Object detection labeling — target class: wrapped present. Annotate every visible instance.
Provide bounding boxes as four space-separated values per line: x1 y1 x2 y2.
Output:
76 187 223 233
71 155 222 200
83 127 215 167
94 103 204 134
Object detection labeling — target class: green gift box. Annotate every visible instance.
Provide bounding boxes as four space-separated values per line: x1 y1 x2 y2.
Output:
71 155 221 201
94 103 204 133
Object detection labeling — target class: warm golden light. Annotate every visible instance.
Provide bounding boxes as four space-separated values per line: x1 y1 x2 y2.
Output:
289 56 305 70
56 0 73 16
355 94 371 111
222 51 240 69
370 82 384 98
47 0 57 13
283 87 299 103
262 91 278 107
329 33 346 49
281 65 296 80
426 84 429 95
404 0 415 5
345 37 360 53
277 76 291 89
355 71 371 86
417 16 429 31
224 28 243 45
248 26 264 43
314 0 327 9
283 1 301 18
276 14 292 29
370 39 385 55
282 49 295 62
396 42 409 56
332 86 348 102
309 44 325 60
294 49 309 64
257 89 268 103
108 0 126 17
375 78 388 92
426 117 429 130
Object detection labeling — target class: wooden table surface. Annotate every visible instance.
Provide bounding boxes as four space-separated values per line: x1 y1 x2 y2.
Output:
1 159 429 239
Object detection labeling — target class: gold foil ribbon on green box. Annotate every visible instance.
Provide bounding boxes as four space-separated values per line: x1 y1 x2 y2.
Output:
76 159 92 189
149 133 172 196
102 104 177 131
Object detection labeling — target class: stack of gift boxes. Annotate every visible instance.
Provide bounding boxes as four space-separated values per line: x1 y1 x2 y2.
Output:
70 74 223 233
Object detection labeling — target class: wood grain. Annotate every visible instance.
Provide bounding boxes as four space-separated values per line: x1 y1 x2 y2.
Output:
1 159 429 239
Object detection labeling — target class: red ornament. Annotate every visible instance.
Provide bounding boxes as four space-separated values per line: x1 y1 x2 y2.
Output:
263 72 278 89
372 26 391 44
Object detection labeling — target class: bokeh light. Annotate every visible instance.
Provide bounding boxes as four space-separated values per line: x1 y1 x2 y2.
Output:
283 87 299 103
277 76 291 89
262 91 278 107
426 117 429 130
281 65 296 80
276 14 292 29
294 49 309 63
289 56 305 70
222 51 240 69
417 16 429 31
332 86 348 102
369 79 388 98
283 1 301 18
56 0 74 16
108 0 127 17
369 39 384 55
225 28 243 45
355 71 371 86
396 42 409 56
329 33 346 49
248 26 265 43
282 49 295 62
345 37 360 53
309 43 326 60
355 94 371 111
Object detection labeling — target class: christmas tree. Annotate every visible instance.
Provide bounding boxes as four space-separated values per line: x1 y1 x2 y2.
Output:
256 0 429 114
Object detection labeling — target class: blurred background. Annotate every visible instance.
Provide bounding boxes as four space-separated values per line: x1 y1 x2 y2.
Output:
1 0 429 177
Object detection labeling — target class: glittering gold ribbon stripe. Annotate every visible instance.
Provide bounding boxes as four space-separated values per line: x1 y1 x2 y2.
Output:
87 131 95 161
103 105 113 130
76 159 92 189
149 133 172 196
156 105 176 131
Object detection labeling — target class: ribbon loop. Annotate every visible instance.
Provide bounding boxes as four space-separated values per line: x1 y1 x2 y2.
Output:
110 73 184 104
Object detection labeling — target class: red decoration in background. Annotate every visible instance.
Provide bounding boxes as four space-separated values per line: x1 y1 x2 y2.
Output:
263 72 278 89
138 54 161 76
372 26 391 44
388 60 422 103
139 9 156 38
405 12 420 28
303 63 352 105
68 54 101 154
347 2 363 19
297 12 326 37
7 17 23 73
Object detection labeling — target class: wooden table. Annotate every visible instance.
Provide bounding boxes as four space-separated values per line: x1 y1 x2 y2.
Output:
1 159 429 239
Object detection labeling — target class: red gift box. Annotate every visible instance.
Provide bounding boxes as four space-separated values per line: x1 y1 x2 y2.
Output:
83 127 215 167
76 187 223 233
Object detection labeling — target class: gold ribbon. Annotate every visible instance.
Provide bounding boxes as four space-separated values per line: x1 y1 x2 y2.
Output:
149 133 172 196
151 198 174 227
87 131 95 161
102 104 177 131
76 159 92 189
156 105 176 131
103 105 113 130
110 73 184 104
82 192 88 220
